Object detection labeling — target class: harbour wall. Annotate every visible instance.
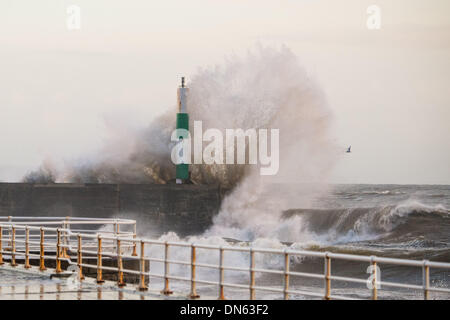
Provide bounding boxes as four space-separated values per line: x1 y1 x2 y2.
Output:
0 183 225 237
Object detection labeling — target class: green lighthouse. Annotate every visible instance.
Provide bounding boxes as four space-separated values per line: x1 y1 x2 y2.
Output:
176 77 189 184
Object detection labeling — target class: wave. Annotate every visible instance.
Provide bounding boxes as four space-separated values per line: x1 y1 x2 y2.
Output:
282 201 450 245
151 201 449 269
142 200 450 285
334 190 407 196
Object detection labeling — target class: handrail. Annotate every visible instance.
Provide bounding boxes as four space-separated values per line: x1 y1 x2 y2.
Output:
0 216 135 222
0 217 449 300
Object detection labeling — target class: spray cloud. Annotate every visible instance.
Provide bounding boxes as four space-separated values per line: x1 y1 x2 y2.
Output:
24 45 337 242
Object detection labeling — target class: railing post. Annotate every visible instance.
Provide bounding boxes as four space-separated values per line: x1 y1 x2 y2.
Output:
0 226 3 265
77 234 84 280
371 257 378 300
97 235 104 284
62 217 70 258
24 227 31 269
283 250 290 300
117 238 126 287
39 228 46 271
55 229 62 273
162 242 173 295
7 216 12 248
113 221 118 252
218 247 225 300
132 223 137 257
423 261 430 300
10 227 17 267
139 241 148 291
114 221 118 236
189 244 199 299
324 252 331 300
249 248 255 300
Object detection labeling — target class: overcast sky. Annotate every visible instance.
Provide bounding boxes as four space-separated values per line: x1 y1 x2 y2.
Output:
0 0 449 184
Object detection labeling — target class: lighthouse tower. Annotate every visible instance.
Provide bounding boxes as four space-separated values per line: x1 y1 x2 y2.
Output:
176 77 189 184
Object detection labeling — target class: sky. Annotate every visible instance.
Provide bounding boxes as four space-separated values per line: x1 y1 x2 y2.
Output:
0 0 449 184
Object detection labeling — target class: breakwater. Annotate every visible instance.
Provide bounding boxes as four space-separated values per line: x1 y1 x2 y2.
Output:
0 183 225 237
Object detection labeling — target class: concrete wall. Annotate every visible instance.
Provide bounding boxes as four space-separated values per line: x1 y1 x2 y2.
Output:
0 183 224 237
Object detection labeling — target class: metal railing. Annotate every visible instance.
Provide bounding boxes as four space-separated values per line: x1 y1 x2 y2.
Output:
0 216 137 271
0 216 449 300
